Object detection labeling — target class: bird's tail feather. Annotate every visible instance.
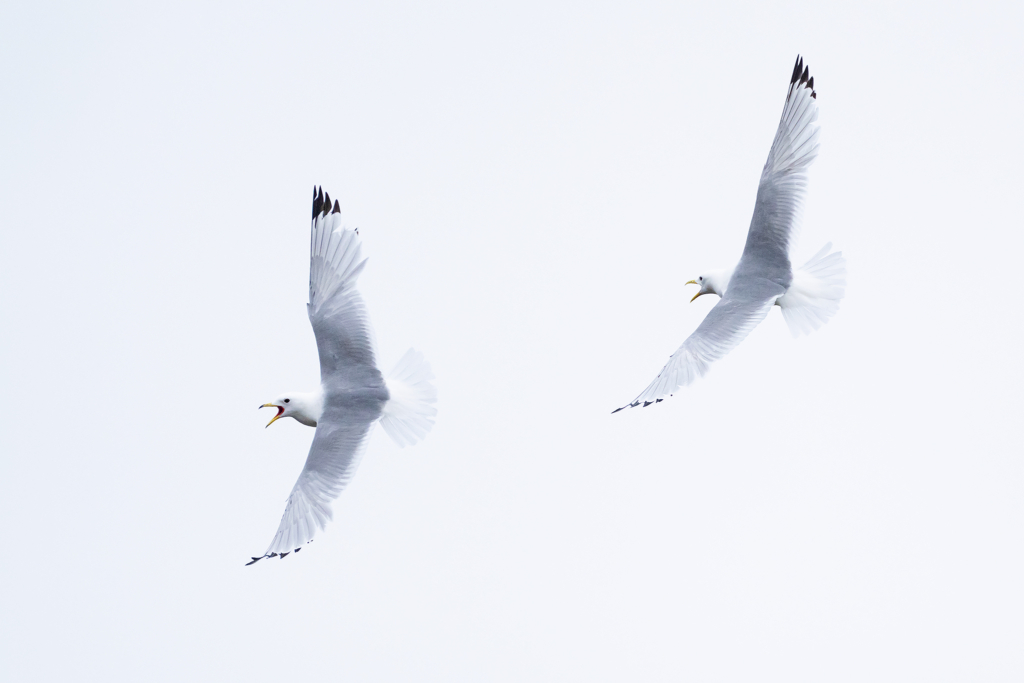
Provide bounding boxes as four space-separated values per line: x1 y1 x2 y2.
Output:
380 349 437 447
779 243 846 336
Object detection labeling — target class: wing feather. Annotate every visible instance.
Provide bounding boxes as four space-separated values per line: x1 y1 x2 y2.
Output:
614 295 776 412
263 417 375 555
740 55 820 276
307 187 383 387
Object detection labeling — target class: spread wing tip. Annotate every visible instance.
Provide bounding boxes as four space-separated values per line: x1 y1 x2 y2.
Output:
244 540 313 566
789 55 817 99
611 397 666 414
311 186 341 220
312 186 324 219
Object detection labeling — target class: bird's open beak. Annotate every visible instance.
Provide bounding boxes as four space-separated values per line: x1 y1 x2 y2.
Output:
685 280 703 303
260 403 284 428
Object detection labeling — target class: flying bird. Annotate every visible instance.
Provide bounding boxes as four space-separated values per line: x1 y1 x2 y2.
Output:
248 187 437 564
614 56 846 413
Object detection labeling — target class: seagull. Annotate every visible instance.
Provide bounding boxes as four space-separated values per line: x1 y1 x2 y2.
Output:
247 187 437 564
614 56 846 413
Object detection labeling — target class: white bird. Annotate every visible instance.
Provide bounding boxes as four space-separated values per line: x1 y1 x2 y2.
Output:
614 56 846 413
248 187 436 564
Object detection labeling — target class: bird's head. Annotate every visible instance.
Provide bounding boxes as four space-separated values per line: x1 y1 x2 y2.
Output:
260 392 321 428
685 270 729 302
260 396 294 428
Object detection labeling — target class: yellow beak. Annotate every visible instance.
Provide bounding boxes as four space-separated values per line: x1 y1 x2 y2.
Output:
261 403 284 428
685 280 703 303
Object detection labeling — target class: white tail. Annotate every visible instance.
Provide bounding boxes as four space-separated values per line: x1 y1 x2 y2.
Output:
779 243 847 336
379 349 437 447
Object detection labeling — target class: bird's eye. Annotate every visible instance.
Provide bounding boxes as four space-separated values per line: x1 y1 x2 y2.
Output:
284 398 290 403
699 277 703 281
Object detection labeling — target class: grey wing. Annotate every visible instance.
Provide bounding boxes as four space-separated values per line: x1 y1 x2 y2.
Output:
308 187 384 388
740 56 820 276
614 293 777 412
261 412 376 557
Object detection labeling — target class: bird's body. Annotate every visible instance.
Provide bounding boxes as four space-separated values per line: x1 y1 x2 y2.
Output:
249 187 436 564
615 56 845 412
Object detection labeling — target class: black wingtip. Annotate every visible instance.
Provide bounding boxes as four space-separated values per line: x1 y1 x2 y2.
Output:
611 399 645 413
322 193 331 216
331 199 340 214
791 55 803 84
279 551 290 559
312 187 323 219
789 55 817 98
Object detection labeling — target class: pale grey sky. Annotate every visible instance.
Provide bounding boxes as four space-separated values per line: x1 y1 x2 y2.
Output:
2 1 1022 681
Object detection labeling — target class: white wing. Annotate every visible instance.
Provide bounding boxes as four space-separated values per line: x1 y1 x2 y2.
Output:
308 187 381 385
740 55 820 272
614 295 776 412
256 417 376 559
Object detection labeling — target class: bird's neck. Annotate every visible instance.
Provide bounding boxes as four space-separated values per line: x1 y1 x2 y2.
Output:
289 389 324 427
705 269 733 297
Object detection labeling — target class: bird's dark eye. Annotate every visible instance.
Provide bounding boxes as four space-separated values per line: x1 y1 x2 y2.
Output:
284 398 290 403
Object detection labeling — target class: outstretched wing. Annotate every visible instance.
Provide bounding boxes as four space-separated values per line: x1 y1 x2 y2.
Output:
251 412 376 561
613 294 777 412
741 55 820 275
307 186 384 388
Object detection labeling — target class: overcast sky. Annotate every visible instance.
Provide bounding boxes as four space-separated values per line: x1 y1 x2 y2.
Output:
2 1 1022 681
